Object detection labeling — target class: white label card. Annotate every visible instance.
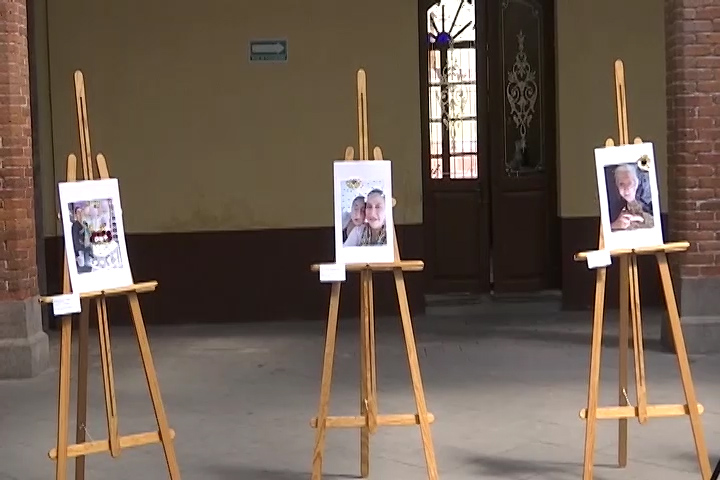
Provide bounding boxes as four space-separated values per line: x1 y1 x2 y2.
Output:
319 263 346 283
51 293 82 316
586 250 612 270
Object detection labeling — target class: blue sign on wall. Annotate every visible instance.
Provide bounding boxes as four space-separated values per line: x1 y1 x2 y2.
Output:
249 39 288 63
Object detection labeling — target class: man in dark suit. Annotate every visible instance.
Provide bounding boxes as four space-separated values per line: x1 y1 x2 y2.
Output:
70 205 91 272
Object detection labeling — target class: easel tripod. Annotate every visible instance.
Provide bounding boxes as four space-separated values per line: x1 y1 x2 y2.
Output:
574 59 711 480
309 69 439 480
40 70 181 480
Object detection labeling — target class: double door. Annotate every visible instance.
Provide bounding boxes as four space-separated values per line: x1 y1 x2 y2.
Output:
420 0 559 294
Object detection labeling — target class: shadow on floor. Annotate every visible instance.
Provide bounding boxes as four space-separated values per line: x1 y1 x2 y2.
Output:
202 464 357 480
463 454 618 480
669 450 720 473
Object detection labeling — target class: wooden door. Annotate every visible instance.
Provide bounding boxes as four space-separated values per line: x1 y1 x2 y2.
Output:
420 0 559 294
487 0 559 292
420 0 491 294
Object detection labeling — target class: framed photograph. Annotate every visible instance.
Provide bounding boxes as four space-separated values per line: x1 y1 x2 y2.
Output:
58 178 134 294
595 142 663 251
333 160 395 264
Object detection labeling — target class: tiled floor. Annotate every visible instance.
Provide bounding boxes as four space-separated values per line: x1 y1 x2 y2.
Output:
1 301 718 479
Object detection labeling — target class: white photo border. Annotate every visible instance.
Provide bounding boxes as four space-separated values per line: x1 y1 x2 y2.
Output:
58 178 134 294
595 142 664 252
333 160 395 265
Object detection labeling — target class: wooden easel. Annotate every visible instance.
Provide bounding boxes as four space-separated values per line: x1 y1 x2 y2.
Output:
712 458 720 480
39 70 181 480
309 69 439 480
574 59 712 480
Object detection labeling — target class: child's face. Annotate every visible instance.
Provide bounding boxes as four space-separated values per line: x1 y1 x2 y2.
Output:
351 199 366 225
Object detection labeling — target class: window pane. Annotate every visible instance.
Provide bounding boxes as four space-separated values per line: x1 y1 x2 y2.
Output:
431 157 443 179
427 0 476 45
450 155 478 179
447 48 476 84
425 2 478 183
429 50 442 85
429 86 442 121
502 0 545 175
430 121 443 156
448 83 476 120
449 119 477 155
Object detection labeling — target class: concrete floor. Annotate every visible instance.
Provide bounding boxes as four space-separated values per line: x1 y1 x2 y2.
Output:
1 300 719 479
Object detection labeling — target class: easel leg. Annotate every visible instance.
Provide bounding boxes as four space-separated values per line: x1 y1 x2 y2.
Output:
582 266 607 480
628 255 648 424
617 256 629 467
360 270 372 478
312 282 342 480
393 268 438 480
74 303 90 480
55 315 73 480
367 271 378 424
127 293 181 479
656 253 712 479
96 297 121 457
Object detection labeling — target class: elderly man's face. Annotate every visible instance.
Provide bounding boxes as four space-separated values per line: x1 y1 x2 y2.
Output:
615 171 638 202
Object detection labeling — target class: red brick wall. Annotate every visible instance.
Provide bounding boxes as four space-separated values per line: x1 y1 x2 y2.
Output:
0 0 38 300
665 0 720 277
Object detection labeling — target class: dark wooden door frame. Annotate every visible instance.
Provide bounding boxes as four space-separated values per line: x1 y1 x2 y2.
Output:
418 0 492 294
418 0 561 293
542 0 561 289
486 0 561 292
27 0 51 330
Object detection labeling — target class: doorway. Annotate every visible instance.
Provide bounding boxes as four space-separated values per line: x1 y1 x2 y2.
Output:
419 0 559 295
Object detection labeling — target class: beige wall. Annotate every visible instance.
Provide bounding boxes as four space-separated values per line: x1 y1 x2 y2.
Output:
32 0 667 237
38 0 423 235
556 0 667 217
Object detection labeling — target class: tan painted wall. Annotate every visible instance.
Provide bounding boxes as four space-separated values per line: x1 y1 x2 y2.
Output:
37 0 423 235
32 0 667 236
556 0 667 218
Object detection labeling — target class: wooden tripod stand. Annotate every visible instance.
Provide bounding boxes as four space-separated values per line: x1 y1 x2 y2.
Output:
40 70 181 480
309 69 439 480
574 59 711 480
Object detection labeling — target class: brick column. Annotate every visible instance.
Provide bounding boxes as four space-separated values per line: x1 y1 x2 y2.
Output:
663 0 720 353
0 0 48 377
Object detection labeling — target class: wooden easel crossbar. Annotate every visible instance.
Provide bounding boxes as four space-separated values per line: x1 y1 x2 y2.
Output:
309 69 439 480
574 59 711 480
40 70 181 480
